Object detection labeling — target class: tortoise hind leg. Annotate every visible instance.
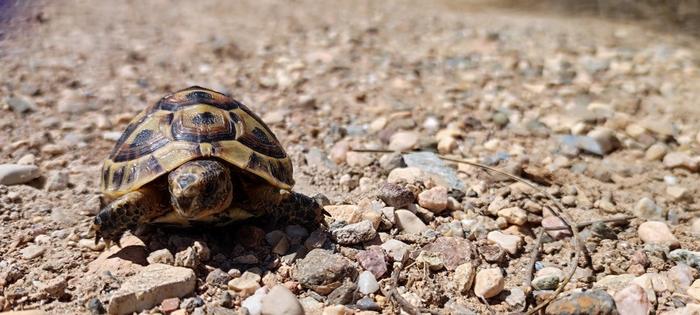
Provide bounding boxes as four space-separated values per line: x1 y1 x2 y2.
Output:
270 191 327 230
92 188 167 248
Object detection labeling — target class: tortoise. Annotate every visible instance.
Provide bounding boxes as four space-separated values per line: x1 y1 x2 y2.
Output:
93 86 324 247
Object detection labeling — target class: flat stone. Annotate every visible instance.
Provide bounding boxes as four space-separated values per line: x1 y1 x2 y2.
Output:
261 285 304 315
357 271 380 295
323 205 363 224
108 264 196 315
474 268 504 298
294 249 356 295
395 209 428 234
88 235 147 277
147 249 174 265
532 275 560 290
241 287 266 315
613 284 651 315
497 207 527 226
356 246 387 278
594 274 636 294
227 271 261 298
327 281 356 305
667 264 695 291
545 290 616 315
687 280 700 301
638 221 680 249
454 262 475 295
487 231 523 255
387 167 425 186
422 237 476 271
389 131 419 151
417 186 448 213
20 244 45 259
160 297 180 314
380 239 410 263
666 186 689 201
403 152 466 192
346 151 374 167
330 220 377 245
663 152 698 171
634 197 664 220
0 164 40 185
669 249 700 270
644 143 667 161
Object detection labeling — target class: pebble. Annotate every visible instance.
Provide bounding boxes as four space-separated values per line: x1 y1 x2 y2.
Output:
378 183 414 208
417 186 448 213
6 96 36 113
160 297 180 314
666 186 688 201
323 205 363 224
147 249 174 265
356 296 380 311
532 274 560 290
416 251 444 271
613 284 651 315
39 277 68 298
20 244 45 259
345 151 374 167
78 239 105 251
395 209 428 234
0 164 40 185
487 231 523 255
387 167 425 185
437 136 457 154
241 288 267 315
479 244 506 263
638 221 680 249
668 249 700 269
331 220 377 245
544 290 616 315
357 271 380 295
228 271 261 298
294 249 355 295
454 262 475 294
102 131 122 141
174 247 198 269
667 264 694 291
261 285 304 315
329 141 349 164
422 237 476 270
541 216 572 240
474 268 504 298
205 269 230 287
356 246 388 278
108 264 196 314
379 152 405 171
687 280 700 301
644 143 667 161
693 219 700 236
403 152 466 192
497 207 527 226
388 131 419 151
380 239 410 263
663 152 698 171
634 197 664 220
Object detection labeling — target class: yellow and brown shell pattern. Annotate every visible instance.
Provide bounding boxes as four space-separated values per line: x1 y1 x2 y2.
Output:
101 86 293 200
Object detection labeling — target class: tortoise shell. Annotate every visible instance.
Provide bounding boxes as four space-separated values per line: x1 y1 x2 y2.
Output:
101 86 293 200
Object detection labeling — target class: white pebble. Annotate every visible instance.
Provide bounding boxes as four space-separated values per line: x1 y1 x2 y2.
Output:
357 270 380 295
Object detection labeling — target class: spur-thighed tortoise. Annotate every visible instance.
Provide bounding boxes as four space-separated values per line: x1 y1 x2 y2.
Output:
93 86 323 246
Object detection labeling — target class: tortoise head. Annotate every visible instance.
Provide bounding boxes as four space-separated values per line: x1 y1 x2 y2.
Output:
168 159 232 219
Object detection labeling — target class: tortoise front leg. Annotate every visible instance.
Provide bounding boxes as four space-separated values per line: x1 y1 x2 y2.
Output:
92 189 168 248
271 191 327 230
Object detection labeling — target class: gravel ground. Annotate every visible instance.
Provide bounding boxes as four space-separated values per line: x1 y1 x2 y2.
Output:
1 1 700 314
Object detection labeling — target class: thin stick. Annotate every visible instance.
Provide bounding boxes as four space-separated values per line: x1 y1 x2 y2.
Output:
522 229 545 312
351 149 585 314
542 215 635 231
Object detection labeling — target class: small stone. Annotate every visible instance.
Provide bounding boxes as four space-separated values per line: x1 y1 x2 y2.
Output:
638 221 680 249
418 186 448 213
304 229 328 250
322 305 350 315
416 251 444 271
180 296 204 312
687 279 700 301
387 167 425 185
613 284 651 315
329 141 349 164
669 249 700 269
479 244 506 263
78 239 105 251
205 269 230 287
667 186 689 201
395 210 428 234
545 290 616 315
39 277 67 298
667 264 695 291
107 264 196 315
45 171 69 191
331 220 377 245
389 131 419 151
542 216 572 240
294 249 356 295
380 239 410 263
403 152 466 192
327 280 356 305
0 164 40 185
88 235 147 277
645 143 668 161
497 207 527 226
634 197 664 220
160 297 180 314
174 247 198 269
357 271 380 295
437 137 457 154
474 268 504 298
454 263 475 294
346 152 374 167
6 96 35 113
20 244 45 259
487 231 523 255
356 247 387 278
228 271 262 298
378 183 414 208
379 152 405 172
532 275 560 290
148 249 174 265
422 237 476 271
506 288 526 308
324 205 363 224
663 152 698 171
241 288 267 315
261 285 304 315
356 296 380 311
262 109 287 124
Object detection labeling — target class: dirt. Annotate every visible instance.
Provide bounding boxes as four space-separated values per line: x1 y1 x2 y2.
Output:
1 0 700 314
